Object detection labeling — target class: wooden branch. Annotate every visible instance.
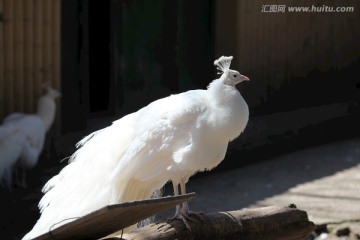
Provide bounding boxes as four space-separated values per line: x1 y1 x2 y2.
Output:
32 194 196 240
111 205 315 240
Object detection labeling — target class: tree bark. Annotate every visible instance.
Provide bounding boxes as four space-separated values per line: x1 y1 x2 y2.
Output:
108 204 315 240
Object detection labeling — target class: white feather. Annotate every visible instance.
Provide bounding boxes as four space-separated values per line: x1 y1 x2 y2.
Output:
23 56 249 239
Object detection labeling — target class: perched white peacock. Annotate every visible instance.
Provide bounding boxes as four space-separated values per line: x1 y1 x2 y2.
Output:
0 84 61 188
23 56 249 239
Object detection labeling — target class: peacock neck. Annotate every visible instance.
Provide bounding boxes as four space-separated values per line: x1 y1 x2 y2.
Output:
207 79 242 106
36 96 56 131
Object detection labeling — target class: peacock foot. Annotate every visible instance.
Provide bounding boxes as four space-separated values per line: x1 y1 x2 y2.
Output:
168 210 204 231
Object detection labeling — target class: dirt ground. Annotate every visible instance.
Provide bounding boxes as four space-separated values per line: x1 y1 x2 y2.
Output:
181 137 360 240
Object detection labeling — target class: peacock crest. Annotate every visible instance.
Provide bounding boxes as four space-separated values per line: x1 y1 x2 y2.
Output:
214 56 233 74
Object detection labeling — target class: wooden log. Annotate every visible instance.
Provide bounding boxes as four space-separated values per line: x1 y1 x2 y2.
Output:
113 205 315 240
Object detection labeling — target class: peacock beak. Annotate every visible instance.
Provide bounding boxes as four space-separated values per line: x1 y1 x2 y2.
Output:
240 75 250 81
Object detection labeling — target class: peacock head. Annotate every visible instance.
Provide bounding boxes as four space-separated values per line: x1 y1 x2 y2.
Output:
214 56 249 86
42 81 61 99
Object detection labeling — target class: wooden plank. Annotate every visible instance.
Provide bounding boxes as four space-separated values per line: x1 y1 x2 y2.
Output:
14 0 25 112
42 0 51 84
24 0 34 112
33 0 43 99
49 0 61 155
0 0 4 118
3 0 14 114
33 193 196 240
51 0 60 90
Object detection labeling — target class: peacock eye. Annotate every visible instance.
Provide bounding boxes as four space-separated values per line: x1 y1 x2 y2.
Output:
233 74 238 78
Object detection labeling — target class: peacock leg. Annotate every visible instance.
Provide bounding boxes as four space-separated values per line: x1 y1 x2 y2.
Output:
180 178 189 212
21 167 27 188
168 180 191 230
172 181 182 215
180 178 203 220
15 166 20 187
15 167 27 188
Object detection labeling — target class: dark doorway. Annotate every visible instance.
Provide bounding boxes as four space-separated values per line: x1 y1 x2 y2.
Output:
61 0 215 132
88 0 111 113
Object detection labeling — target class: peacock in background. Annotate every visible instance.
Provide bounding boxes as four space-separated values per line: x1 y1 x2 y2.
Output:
0 83 61 188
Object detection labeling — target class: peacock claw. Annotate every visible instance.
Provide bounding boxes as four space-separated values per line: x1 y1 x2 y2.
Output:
170 214 192 231
168 211 205 231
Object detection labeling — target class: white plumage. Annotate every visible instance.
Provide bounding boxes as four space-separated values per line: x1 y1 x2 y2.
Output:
23 56 249 239
0 85 60 188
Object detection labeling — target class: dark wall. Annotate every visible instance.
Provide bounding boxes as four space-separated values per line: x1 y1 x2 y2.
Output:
61 0 215 133
212 0 360 168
